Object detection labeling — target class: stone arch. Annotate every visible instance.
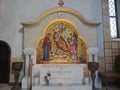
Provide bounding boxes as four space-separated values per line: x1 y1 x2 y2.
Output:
22 7 100 26
0 40 11 83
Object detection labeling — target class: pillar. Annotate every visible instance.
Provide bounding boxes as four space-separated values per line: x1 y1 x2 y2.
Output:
22 48 34 89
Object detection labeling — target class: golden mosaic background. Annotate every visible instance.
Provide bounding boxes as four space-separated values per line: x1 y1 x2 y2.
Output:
36 19 87 64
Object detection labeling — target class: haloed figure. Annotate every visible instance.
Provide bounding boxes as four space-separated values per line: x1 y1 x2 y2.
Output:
42 33 52 61
69 33 77 59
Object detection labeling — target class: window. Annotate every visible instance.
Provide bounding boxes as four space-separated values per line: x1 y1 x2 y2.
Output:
108 0 118 38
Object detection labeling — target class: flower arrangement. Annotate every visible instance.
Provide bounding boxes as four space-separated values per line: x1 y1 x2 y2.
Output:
44 71 51 85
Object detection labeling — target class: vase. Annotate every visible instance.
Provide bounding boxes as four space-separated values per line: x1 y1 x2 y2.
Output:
88 62 98 90
46 80 49 86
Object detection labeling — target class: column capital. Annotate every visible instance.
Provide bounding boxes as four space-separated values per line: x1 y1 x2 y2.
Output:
88 47 99 54
23 48 34 55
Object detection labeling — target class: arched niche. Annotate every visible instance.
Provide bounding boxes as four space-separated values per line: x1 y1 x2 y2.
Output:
36 19 87 64
0 40 11 83
21 7 100 63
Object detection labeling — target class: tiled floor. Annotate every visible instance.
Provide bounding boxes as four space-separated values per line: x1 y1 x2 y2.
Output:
0 84 12 90
0 84 120 90
100 87 120 90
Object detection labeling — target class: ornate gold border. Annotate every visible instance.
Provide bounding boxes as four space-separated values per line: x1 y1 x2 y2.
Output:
35 18 87 49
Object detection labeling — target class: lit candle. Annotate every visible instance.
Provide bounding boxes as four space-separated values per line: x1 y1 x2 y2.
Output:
92 54 95 62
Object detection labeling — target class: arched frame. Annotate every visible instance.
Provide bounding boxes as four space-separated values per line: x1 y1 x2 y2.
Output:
36 19 88 64
21 6 100 64
22 7 100 26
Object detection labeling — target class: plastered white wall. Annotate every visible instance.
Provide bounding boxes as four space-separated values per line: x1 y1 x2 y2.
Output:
0 0 102 57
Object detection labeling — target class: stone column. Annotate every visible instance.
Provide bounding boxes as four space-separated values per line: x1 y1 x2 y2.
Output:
23 48 34 77
22 48 34 89
88 47 99 62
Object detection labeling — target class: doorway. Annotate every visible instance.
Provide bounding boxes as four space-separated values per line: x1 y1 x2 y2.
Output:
0 40 11 83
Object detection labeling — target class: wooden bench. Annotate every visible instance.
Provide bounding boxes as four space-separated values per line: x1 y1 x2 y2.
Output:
99 72 120 90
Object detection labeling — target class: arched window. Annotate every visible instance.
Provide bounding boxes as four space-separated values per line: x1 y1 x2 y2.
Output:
108 0 118 38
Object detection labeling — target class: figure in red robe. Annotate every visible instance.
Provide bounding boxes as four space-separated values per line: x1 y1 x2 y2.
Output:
42 33 52 61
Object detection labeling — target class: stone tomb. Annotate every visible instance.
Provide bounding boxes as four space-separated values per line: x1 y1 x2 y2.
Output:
40 64 84 85
32 64 92 90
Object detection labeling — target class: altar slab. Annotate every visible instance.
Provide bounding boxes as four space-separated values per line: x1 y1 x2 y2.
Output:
32 84 92 90
39 64 86 85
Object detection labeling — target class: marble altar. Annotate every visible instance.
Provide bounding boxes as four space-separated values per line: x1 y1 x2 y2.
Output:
32 64 91 90
21 1 101 89
39 64 85 85
32 84 92 90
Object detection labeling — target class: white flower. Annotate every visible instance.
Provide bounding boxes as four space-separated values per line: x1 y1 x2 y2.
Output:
47 76 51 80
